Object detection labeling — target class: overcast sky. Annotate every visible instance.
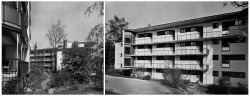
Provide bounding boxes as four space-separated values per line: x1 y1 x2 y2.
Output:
105 2 242 29
30 1 102 49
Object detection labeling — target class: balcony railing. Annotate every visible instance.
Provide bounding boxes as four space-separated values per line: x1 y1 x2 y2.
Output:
174 64 207 70
133 63 208 71
132 48 208 56
2 3 21 26
2 58 29 82
131 27 246 45
175 48 208 55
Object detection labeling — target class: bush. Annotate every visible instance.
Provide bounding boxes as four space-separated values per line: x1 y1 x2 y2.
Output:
142 75 151 80
206 78 248 94
48 69 71 88
162 69 187 89
2 79 25 94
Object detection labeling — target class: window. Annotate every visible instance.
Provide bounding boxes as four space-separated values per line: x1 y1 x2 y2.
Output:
156 56 174 60
145 33 152 37
191 27 196 32
222 55 230 68
230 54 245 60
120 43 123 47
137 56 144 60
180 56 202 60
124 58 131 66
138 34 144 38
156 69 164 73
235 19 245 26
213 71 219 76
125 37 131 43
213 23 219 29
137 45 144 49
137 56 152 60
213 55 219 60
156 44 165 48
180 28 185 33
120 53 122 57
222 71 245 78
222 38 230 51
157 31 165 36
180 42 185 47
125 47 130 54
212 39 219 44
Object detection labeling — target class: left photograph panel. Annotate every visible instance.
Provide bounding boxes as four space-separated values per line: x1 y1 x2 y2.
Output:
2 1 104 94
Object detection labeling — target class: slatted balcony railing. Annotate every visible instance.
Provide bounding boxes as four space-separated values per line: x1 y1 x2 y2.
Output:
2 58 29 82
2 3 21 26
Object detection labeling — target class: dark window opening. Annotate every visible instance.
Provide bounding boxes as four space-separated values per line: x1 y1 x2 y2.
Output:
213 55 219 60
222 71 245 78
212 39 219 44
213 23 219 29
125 47 130 54
180 56 202 60
156 56 174 60
137 56 152 60
125 38 131 43
213 71 219 76
156 69 164 73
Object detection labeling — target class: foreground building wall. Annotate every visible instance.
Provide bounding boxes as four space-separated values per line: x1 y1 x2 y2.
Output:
115 10 248 86
2 1 31 87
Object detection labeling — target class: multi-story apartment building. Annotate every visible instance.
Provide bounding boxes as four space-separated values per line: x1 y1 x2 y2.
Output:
30 40 85 71
115 10 248 86
2 1 31 87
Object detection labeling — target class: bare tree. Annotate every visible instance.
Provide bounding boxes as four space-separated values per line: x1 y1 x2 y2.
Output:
46 20 67 48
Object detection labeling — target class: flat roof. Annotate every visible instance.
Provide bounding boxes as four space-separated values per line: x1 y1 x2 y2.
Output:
125 10 247 33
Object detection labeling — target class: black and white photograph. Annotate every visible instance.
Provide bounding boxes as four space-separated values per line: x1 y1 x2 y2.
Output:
1 0 249 95
105 1 248 95
2 1 103 94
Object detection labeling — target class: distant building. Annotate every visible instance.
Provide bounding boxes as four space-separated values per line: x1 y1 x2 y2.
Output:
115 10 248 86
30 40 85 71
2 1 31 87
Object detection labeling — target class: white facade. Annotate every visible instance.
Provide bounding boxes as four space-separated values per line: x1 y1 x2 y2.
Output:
115 11 248 86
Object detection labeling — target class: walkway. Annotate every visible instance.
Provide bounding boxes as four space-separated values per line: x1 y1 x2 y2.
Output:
105 75 172 95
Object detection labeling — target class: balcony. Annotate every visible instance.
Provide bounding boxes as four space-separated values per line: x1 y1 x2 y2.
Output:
153 36 175 43
176 32 201 41
2 3 21 28
204 25 246 39
152 49 175 55
2 58 29 82
134 49 152 56
175 48 208 55
174 64 207 71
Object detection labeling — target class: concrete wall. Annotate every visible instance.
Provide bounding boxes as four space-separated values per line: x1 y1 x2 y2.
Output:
56 51 62 71
115 42 124 69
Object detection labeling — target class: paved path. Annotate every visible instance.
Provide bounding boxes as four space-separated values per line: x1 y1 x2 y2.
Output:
105 75 172 95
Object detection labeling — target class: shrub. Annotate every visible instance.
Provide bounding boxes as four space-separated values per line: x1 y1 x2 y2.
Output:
2 79 25 94
206 78 248 94
48 69 71 88
142 75 151 80
162 69 187 89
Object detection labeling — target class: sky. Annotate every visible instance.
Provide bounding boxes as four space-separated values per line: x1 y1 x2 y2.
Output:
105 2 242 29
30 1 102 49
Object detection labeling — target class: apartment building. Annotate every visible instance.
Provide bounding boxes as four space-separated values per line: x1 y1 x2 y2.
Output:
115 10 248 86
2 1 31 87
30 40 85 71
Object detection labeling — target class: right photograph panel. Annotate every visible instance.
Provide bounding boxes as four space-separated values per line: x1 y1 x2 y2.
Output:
105 1 248 95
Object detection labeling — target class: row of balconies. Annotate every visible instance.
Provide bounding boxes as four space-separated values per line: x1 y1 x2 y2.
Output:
132 62 207 71
30 53 53 57
129 26 245 45
128 48 208 56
